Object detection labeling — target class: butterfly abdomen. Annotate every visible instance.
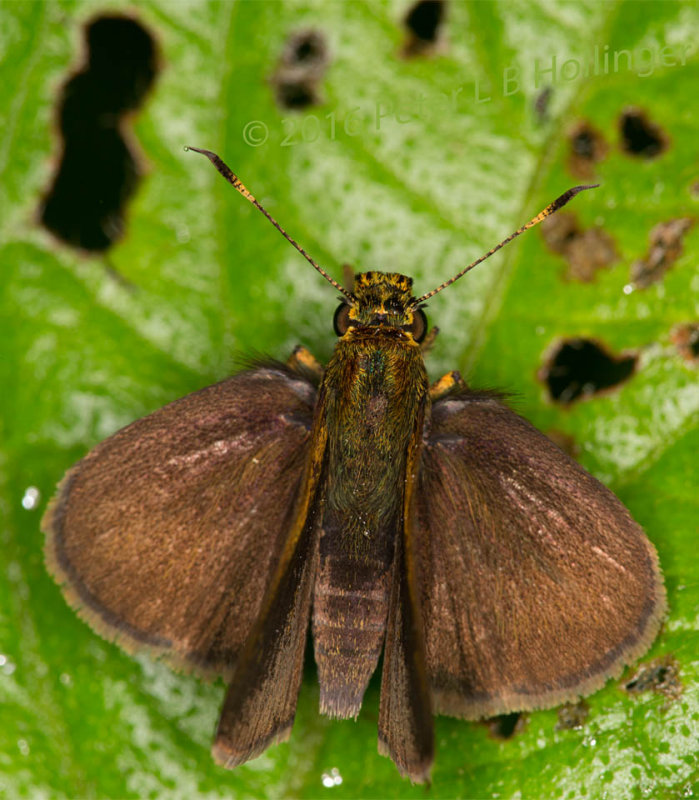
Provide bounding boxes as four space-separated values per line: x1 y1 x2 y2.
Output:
313 541 392 719
312 333 428 719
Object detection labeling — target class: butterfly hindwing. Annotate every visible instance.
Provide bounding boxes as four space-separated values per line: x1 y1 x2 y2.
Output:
378 539 433 783
213 496 321 766
378 408 433 783
43 364 317 678
415 389 666 718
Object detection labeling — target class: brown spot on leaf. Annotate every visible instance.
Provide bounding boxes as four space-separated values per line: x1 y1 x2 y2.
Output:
541 213 579 252
38 14 159 253
542 213 617 282
619 107 668 159
486 712 526 740
272 30 329 110
402 0 446 57
567 121 608 179
624 655 682 705
556 701 589 731
671 323 699 365
539 338 638 405
630 218 694 289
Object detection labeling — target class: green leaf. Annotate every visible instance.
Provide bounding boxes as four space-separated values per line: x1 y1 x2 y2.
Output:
1 1 697 797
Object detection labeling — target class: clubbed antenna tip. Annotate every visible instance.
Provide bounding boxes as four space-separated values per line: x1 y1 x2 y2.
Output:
414 184 600 305
185 146 355 304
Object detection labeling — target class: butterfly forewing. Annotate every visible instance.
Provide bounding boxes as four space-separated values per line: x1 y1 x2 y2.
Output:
415 390 666 718
43 364 317 677
214 495 321 767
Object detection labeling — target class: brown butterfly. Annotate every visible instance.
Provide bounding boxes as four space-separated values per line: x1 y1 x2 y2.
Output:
43 150 665 782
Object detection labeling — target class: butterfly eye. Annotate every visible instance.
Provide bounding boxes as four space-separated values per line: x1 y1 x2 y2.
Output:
333 303 352 336
409 308 428 342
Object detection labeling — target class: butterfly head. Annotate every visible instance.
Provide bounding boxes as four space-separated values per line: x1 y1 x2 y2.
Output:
333 271 428 343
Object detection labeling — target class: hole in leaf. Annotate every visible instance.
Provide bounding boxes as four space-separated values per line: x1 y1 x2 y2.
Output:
405 0 445 42
273 30 329 110
619 108 668 159
276 83 316 110
540 339 638 405
291 35 324 64
402 0 446 57
39 14 159 253
542 213 617 282
487 712 526 740
671 323 699 365
630 218 694 289
567 120 608 179
624 656 682 703
556 701 589 731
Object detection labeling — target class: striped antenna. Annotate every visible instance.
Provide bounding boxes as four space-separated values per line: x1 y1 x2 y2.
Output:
185 147 355 304
413 184 599 306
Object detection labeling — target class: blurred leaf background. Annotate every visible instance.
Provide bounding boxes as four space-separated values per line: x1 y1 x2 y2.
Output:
1 1 698 798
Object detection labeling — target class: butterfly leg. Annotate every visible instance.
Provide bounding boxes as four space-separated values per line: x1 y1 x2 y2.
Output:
420 326 440 355
429 370 465 400
288 345 325 380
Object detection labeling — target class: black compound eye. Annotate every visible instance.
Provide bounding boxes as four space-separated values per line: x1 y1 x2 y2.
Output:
409 308 427 342
333 303 351 336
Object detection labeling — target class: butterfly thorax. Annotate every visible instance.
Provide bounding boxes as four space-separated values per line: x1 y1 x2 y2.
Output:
312 272 429 719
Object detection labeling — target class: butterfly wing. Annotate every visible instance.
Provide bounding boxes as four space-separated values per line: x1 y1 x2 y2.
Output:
43 364 317 678
378 534 433 783
378 408 434 784
213 385 329 767
415 390 666 719
213 483 322 767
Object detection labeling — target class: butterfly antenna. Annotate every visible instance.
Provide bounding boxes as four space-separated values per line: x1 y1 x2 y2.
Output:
413 184 599 305
185 147 355 304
